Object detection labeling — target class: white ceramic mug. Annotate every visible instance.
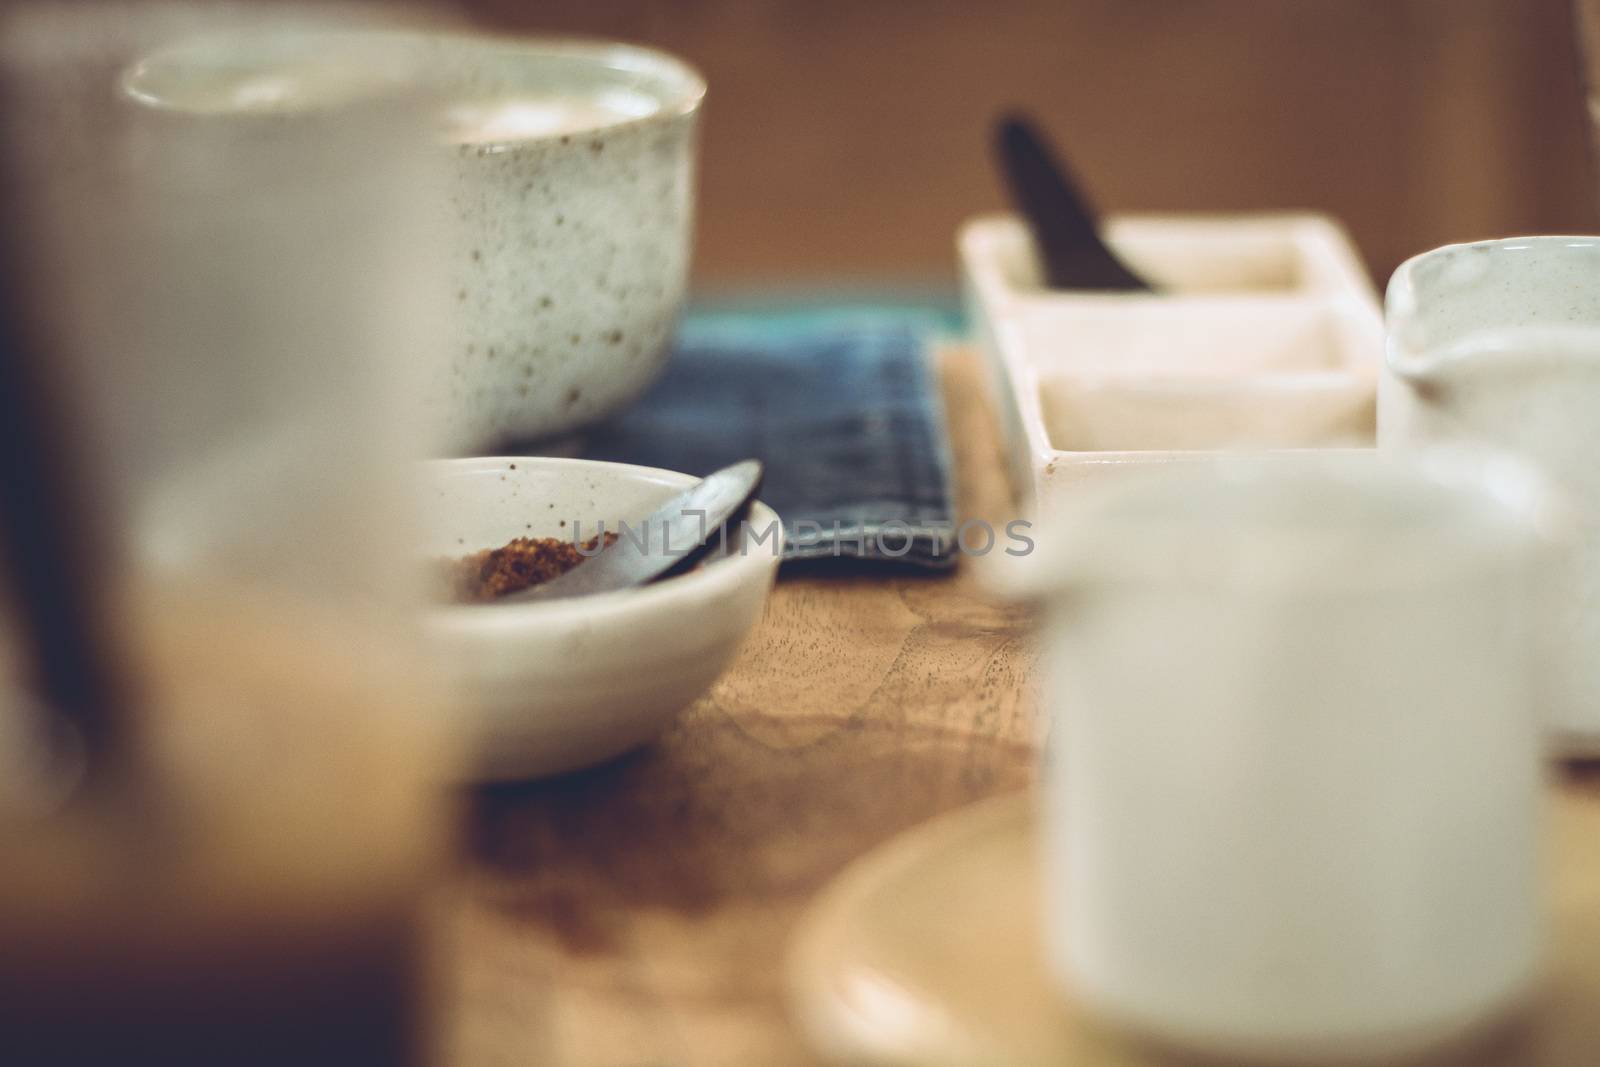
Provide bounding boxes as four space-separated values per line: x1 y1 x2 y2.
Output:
1023 452 1558 1062
1383 236 1600 753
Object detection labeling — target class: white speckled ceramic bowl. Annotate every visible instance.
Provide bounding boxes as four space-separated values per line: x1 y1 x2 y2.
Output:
431 35 704 449
422 457 780 781
118 27 702 449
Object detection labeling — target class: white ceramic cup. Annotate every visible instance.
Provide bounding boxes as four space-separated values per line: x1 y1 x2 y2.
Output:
1383 236 1600 754
1023 452 1559 1062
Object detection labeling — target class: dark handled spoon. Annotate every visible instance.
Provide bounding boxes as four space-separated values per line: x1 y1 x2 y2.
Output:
994 112 1155 292
499 459 765 603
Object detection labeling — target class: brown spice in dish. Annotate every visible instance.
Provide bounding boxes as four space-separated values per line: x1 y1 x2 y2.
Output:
441 533 617 603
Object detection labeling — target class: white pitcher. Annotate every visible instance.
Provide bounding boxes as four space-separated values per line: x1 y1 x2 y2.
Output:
1383 236 1600 752
1013 452 1560 1062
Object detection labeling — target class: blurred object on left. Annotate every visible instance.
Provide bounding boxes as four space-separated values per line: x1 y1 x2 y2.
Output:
0 3 463 1064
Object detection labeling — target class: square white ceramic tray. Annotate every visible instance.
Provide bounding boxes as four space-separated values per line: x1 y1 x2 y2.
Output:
960 213 1383 510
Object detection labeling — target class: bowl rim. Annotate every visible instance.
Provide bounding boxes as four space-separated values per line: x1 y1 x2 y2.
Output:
120 27 706 138
430 31 706 135
423 456 781 634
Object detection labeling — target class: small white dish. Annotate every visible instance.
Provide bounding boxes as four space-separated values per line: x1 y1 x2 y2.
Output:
422 457 780 781
959 213 1382 511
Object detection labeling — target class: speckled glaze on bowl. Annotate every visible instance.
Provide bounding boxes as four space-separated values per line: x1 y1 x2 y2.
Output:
422 457 780 781
431 36 704 449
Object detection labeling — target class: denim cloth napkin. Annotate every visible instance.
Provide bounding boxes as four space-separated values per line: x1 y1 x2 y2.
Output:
569 316 959 569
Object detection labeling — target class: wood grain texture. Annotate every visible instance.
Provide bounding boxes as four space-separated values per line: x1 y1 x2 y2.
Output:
448 346 1038 1067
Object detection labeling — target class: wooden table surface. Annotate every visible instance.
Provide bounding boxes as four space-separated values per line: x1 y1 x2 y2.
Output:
442 347 1600 1067
449 346 1037 1067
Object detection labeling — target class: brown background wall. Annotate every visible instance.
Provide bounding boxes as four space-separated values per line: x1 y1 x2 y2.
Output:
462 0 1600 288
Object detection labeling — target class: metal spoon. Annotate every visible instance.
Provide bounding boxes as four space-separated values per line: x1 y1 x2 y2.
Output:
500 459 765 603
994 112 1155 292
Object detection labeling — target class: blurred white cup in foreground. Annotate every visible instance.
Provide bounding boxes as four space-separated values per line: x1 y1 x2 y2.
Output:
1382 235 1600 754
0 4 456 1062
1012 451 1561 1062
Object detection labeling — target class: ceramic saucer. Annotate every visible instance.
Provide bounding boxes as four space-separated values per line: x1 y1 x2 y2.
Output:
787 784 1600 1066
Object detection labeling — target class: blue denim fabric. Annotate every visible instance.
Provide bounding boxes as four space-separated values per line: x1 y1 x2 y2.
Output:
574 318 958 569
